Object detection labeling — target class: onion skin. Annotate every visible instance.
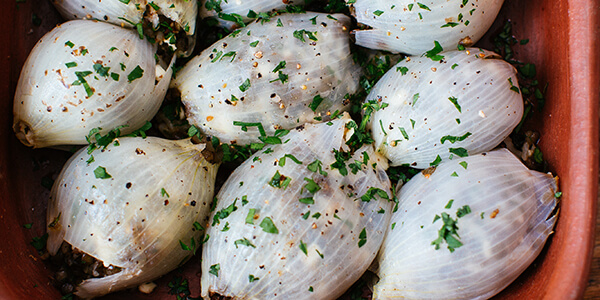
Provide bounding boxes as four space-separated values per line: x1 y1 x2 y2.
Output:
201 114 393 300
46 137 218 299
368 48 523 168
13 20 172 148
172 13 361 145
350 0 504 55
372 149 558 300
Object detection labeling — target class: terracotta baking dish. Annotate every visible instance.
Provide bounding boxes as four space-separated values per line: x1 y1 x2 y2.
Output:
0 0 598 299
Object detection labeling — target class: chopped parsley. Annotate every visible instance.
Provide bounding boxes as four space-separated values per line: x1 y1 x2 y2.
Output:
358 228 367 248
259 217 279 234
93 166 112 179
239 78 251 92
424 41 444 61
293 29 318 43
268 171 291 189
440 132 472 144
449 147 469 157
209 264 220 277
234 237 256 248
127 65 144 82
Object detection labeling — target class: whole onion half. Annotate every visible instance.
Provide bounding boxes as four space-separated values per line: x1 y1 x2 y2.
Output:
349 0 504 55
372 148 558 299
201 114 393 299
46 137 218 298
13 20 172 148
368 48 523 168
171 12 361 145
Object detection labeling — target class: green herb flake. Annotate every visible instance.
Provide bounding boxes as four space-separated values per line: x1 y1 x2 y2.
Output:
65 62 77 68
425 41 444 61
359 187 390 202
209 264 220 277
440 132 472 144
445 199 454 209
302 211 310 220
127 65 144 82
373 10 384 16
160 188 170 198
456 205 472 218
259 217 279 234
397 66 409 75
249 275 260 282
212 199 238 226
431 212 463 252
299 240 308 255
110 72 120 81
30 233 48 251
309 95 324 112
358 228 367 248
307 159 328 176
412 93 420 107
417 2 431 10
23 223 33 229
299 197 314 205
449 147 469 157
459 161 468 169
303 177 321 194
268 171 291 189
448 96 462 112
239 78 251 92
278 154 302 166
249 40 259 47
245 208 256 224
430 155 442 167
293 29 318 43
399 127 410 140
508 77 520 93
65 41 74 48
451 171 459 177
441 22 459 28
93 166 112 179
234 237 256 248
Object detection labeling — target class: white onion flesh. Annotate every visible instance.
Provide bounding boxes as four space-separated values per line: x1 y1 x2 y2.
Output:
368 48 523 168
172 12 362 145
350 0 504 55
46 137 218 299
372 148 558 299
13 20 173 148
201 114 393 299
199 0 306 29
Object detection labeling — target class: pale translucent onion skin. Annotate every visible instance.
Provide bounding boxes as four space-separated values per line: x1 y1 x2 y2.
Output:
201 115 393 299
46 137 218 299
50 0 197 39
368 49 523 168
350 0 504 55
199 0 306 29
372 149 558 300
13 20 172 148
172 13 361 145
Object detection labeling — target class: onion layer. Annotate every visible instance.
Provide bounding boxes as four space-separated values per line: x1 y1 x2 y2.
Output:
46 137 218 298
